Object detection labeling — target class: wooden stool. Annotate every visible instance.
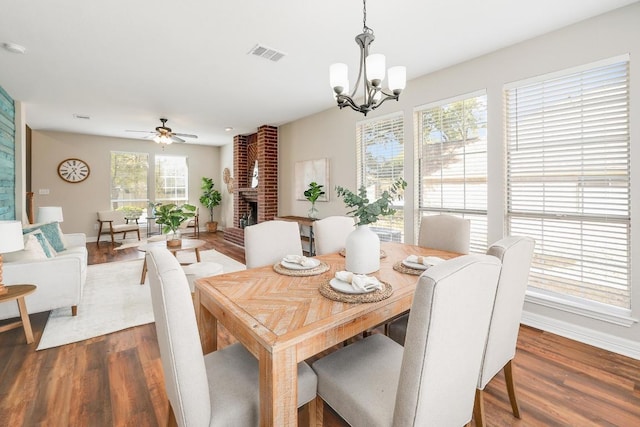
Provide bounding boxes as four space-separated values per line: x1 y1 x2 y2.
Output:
0 284 37 344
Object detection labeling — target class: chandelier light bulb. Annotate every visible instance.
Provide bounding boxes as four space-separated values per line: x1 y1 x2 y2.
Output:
330 63 349 95
388 66 407 94
365 54 386 86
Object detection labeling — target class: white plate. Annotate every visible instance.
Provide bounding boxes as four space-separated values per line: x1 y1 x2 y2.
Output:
402 260 429 270
280 258 321 270
329 278 375 294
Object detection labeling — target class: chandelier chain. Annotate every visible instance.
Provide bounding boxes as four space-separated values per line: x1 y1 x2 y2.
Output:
362 0 372 34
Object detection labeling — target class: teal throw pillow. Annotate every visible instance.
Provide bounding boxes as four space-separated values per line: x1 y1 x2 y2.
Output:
23 222 66 252
24 229 56 258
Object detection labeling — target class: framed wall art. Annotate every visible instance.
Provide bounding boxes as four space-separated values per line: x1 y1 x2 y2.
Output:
295 158 329 201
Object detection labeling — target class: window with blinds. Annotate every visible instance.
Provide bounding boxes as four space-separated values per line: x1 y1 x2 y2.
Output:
155 155 189 204
415 92 488 253
505 57 630 311
356 112 405 242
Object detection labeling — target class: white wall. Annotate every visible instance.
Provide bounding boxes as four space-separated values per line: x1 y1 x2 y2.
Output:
31 131 223 239
279 3 640 356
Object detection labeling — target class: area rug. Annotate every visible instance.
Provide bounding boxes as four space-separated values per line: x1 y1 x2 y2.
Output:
36 249 246 350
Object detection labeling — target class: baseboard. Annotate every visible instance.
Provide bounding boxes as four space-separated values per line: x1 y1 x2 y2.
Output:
521 310 640 360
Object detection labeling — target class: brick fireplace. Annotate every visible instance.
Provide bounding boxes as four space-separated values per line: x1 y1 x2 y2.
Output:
224 125 278 246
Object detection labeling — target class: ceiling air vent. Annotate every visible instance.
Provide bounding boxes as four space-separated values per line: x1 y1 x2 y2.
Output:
248 44 286 62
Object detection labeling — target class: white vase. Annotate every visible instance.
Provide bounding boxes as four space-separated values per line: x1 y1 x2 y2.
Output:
345 225 380 274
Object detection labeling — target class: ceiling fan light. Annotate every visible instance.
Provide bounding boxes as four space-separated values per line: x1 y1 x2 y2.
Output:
388 66 406 93
365 54 386 86
153 135 161 144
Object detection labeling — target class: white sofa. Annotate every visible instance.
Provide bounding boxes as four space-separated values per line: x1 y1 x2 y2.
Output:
0 233 88 320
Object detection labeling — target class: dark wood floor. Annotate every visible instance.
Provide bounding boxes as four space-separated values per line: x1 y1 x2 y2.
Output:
1 231 640 426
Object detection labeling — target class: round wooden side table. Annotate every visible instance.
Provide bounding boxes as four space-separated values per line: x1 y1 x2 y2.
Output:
0 284 37 344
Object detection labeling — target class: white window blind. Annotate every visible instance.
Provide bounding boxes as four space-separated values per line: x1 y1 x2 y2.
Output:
155 155 189 204
506 57 630 310
415 92 488 253
356 112 405 242
110 151 149 211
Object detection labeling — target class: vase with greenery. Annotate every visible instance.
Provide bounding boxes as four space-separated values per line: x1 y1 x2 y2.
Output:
304 182 325 219
335 178 407 273
199 177 222 232
154 203 196 246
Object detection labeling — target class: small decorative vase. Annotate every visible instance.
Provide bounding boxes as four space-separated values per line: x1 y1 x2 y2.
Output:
308 202 319 219
345 224 380 274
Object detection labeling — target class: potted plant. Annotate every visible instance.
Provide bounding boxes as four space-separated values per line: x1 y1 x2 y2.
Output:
154 203 196 247
199 177 222 232
335 177 406 273
303 182 325 219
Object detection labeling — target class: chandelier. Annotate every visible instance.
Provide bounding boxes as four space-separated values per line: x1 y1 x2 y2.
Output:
329 0 406 115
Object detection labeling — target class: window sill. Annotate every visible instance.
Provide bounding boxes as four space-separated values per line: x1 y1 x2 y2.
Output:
525 289 638 327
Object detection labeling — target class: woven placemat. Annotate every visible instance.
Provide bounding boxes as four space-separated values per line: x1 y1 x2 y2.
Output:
273 261 330 276
318 280 393 303
392 261 427 276
339 248 387 259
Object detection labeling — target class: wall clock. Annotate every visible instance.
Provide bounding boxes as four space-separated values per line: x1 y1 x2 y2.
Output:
57 158 90 183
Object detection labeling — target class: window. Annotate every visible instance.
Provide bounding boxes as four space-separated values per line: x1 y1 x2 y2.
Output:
155 155 189 204
506 57 630 312
415 92 488 252
110 151 149 212
356 112 405 242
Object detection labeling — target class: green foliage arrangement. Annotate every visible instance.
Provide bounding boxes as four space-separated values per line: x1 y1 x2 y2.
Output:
199 177 222 223
154 203 196 236
304 182 325 203
335 178 407 226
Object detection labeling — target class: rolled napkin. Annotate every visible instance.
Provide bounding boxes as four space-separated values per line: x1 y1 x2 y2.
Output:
335 271 383 292
405 255 445 267
282 254 316 268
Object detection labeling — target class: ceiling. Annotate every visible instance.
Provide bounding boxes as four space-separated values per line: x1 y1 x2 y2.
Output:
0 0 637 146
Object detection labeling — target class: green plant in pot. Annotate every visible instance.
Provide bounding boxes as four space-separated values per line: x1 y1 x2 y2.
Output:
154 203 196 247
199 177 222 232
304 182 325 219
335 177 407 274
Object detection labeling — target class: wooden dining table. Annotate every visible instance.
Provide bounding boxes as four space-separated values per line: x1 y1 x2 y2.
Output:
194 241 459 426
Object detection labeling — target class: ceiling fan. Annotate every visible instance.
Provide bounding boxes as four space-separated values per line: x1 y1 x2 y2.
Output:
126 118 198 144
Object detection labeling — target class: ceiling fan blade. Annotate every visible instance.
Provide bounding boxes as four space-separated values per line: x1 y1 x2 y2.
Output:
125 130 156 134
171 135 186 143
173 132 198 139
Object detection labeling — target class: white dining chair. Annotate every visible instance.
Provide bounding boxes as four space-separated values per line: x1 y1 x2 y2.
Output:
418 213 471 254
146 247 317 427
244 220 303 268
312 254 501 427
387 213 472 342
474 236 535 426
313 216 355 255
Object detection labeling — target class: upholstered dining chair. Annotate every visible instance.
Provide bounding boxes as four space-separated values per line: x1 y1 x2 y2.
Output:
312 254 501 427
313 216 355 255
96 210 140 246
474 236 535 427
146 247 318 427
387 213 472 341
244 220 303 268
418 213 471 254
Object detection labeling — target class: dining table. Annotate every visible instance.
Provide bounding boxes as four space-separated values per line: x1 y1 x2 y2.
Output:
194 241 460 426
